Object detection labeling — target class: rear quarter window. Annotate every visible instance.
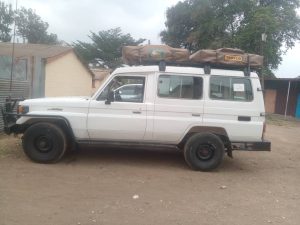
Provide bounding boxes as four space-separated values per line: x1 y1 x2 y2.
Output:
210 76 253 101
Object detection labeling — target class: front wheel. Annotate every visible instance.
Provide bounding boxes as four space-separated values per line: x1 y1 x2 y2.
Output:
22 122 67 163
184 133 224 171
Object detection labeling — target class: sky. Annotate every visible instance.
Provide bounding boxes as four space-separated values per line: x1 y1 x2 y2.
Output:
3 0 300 78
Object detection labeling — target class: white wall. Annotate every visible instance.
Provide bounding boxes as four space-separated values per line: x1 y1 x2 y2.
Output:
45 51 92 97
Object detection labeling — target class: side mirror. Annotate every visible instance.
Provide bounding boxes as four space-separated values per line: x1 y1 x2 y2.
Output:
105 91 114 105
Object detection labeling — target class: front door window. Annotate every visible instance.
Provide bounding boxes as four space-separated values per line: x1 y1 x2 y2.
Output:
98 76 145 103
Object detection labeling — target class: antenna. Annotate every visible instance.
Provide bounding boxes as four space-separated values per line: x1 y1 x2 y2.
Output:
9 0 18 94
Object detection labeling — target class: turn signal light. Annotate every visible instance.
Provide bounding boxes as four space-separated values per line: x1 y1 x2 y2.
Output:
17 105 29 114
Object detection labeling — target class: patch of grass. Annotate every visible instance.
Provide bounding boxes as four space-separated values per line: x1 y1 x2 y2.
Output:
266 114 300 127
0 134 23 158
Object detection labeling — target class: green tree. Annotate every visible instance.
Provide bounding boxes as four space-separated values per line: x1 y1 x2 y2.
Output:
0 1 14 42
15 7 58 44
74 28 145 69
161 0 300 73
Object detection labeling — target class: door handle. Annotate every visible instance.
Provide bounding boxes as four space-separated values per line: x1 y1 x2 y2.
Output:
192 113 201 117
132 111 142 114
238 116 251 121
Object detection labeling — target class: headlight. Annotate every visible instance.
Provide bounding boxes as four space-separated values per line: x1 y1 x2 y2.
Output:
17 105 29 114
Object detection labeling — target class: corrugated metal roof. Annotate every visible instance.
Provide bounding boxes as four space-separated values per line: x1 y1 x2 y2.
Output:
0 43 72 58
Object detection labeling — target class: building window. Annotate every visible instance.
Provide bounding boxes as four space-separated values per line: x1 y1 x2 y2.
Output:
0 56 27 81
210 76 253 101
158 75 203 99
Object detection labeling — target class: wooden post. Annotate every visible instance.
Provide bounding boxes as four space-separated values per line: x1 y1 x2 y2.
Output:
284 81 291 119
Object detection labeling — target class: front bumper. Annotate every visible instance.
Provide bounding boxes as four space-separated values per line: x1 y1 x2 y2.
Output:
232 141 271 151
3 121 20 135
1 98 24 135
1 111 21 135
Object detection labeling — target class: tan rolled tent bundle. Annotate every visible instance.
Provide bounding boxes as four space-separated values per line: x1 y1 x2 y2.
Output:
122 45 263 69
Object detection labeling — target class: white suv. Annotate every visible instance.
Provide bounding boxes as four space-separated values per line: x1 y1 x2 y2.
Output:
3 65 270 171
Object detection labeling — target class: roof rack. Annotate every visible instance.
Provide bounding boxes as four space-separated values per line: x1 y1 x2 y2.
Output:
151 60 253 76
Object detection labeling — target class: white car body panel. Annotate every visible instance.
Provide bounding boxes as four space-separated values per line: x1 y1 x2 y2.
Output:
202 76 265 142
17 66 265 144
152 73 205 144
17 97 90 139
87 100 147 141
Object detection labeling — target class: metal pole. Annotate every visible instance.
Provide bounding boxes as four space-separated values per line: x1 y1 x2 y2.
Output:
284 81 291 118
261 32 267 92
9 0 18 93
261 41 265 91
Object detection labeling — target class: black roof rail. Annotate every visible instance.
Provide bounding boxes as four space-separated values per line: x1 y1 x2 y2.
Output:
132 60 257 76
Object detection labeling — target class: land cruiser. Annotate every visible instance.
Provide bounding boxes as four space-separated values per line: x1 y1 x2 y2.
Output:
2 63 270 171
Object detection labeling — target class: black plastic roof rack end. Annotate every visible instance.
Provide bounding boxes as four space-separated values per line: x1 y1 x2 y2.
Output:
159 61 166 72
203 65 211 74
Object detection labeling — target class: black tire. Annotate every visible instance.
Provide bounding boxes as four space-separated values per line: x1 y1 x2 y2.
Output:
184 133 224 171
22 122 67 163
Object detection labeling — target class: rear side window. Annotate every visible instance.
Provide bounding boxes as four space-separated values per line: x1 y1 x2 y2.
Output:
210 76 253 101
158 75 203 99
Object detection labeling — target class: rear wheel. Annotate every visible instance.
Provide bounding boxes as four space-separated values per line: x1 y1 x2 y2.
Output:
22 122 67 163
184 133 224 171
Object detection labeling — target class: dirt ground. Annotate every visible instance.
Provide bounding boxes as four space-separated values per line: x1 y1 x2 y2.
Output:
0 116 299 225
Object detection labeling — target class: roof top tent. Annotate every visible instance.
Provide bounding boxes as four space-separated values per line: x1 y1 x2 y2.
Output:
122 45 264 76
